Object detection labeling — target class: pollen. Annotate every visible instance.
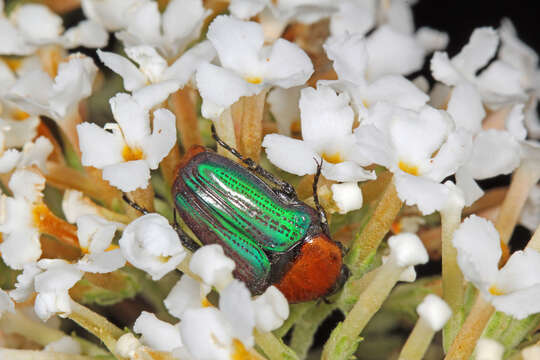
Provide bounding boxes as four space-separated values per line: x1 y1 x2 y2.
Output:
322 152 344 164
290 119 301 135
12 109 30 121
201 297 212 307
245 76 262 84
489 285 505 296
32 203 79 248
231 339 255 360
4 57 23 71
122 146 144 162
398 161 419 176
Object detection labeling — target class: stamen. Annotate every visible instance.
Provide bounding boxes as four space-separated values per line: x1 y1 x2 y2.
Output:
232 339 255 360
398 161 419 176
488 285 505 296
122 146 144 162
322 152 344 164
245 76 262 84
12 109 30 121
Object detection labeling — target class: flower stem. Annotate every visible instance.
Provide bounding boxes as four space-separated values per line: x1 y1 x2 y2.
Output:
398 318 436 360
170 87 203 150
322 258 403 360
290 302 334 359
444 295 495 360
527 225 540 251
495 162 540 245
126 185 155 218
67 300 126 359
160 145 182 187
254 329 299 360
345 176 401 273
232 90 268 162
0 349 100 360
441 198 465 351
214 108 237 161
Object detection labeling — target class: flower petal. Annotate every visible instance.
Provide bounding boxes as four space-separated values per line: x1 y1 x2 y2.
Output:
97 49 146 91
266 86 301 136
0 229 41 270
455 168 484 206
365 25 424 80
219 280 255 347
464 130 521 180
393 172 449 215
322 161 375 182
134 311 183 352
61 20 108 49
11 4 63 44
140 108 176 169
426 128 472 182
264 38 313 88
452 27 499 77
262 134 319 176
163 0 207 55
77 122 125 168
253 286 289 332
331 182 363 214
102 160 151 192
162 40 217 87
299 85 354 143
324 33 368 85
478 61 527 108
164 275 205 319
430 51 463 86
365 75 429 111
505 103 527 141
330 0 376 37
189 244 235 290
77 249 126 273
446 83 485 133
452 215 501 290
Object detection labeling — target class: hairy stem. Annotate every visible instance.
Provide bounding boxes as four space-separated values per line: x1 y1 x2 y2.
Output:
254 329 299 360
398 318 436 360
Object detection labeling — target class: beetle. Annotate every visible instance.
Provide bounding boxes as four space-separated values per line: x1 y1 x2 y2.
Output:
125 125 348 303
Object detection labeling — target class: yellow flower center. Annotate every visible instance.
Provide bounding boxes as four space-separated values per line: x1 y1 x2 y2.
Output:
201 297 212 307
122 146 144 162
157 255 171 263
232 339 256 360
489 285 505 296
245 76 262 84
12 109 30 121
4 57 23 72
398 161 419 176
322 152 344 164
32 203 79 248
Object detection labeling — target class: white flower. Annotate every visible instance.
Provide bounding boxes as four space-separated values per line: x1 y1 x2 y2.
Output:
387 233 429 268
0 168 44 269
119 213 186 280
263 85 375 182
0 136 54 174
116 0 210 59
164 274 210 319
77 81 177 191
252 286 289 332
416 294 451 332
10 263 41 302
34 259 83 321
331 182 363 214
76 215 126 274
196 15 313 119
475 339 504 360
453 98 525 205
431 27 528 110
179 280 259 360
81 0 147 32
6 54 98 122
522 345 540 360
355 102 472 214
98 41 215 92
266 86 302 136
0 1 107 56
0 289 14 318
189 244 235 291
133 311 183 352
61 190 101 224
43 336 82 355
322 33 429 122
0 98 40 148
453 215 540 320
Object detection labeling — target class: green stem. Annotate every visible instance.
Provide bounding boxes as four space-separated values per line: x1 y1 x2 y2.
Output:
398 318 436 360
254 329 299 360
290 302 335 359
274 302 314 338
0 310 109 357
440 195 465 351
67 300 126 359
0 349 100 360
322 259 403 360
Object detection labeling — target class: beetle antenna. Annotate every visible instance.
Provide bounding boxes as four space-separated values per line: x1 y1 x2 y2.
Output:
122 193 150 215
313 158 330 234
211 123 297 199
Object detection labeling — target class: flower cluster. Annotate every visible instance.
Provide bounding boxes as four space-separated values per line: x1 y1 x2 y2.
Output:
0 0 538 360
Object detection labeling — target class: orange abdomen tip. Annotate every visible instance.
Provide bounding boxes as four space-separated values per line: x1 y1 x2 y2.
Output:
275 234 344 303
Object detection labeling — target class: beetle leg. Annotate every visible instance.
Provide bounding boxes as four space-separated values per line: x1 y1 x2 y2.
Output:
211 124 297 198
122 193 150 215
313 158 330 235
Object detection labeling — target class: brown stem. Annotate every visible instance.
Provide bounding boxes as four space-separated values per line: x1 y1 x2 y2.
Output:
444 295 495 360
160 145 182 187
127 186 155 218
232 90 268 162
170 87 202 150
